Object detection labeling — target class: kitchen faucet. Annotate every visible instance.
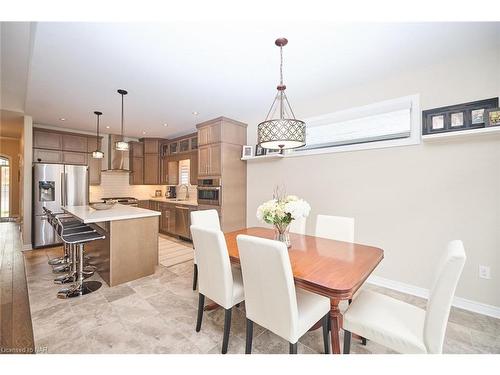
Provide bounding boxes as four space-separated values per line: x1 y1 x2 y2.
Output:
180 184 189 200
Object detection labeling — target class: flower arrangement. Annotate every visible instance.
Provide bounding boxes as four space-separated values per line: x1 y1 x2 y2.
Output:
256 188 311 247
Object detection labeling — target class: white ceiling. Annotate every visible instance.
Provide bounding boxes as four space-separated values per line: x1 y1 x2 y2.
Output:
4 22 500 138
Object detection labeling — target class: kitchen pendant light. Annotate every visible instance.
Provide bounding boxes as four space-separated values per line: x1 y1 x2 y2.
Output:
114 89 129 151
257 38 306 150
92 111 104 159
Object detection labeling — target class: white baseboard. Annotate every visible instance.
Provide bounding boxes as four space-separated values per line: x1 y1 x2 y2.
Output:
22 243 33 251
367 275 500 319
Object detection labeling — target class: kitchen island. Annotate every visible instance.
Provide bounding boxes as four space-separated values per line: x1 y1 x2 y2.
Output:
62 204 161 287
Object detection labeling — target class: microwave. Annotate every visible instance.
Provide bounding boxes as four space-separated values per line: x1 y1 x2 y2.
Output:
197 178 221 206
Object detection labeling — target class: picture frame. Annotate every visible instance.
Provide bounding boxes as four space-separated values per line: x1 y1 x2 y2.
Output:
242 145 253 158
485 108 500 127
422 97 499 135
255 144 267 157
266 148 282 155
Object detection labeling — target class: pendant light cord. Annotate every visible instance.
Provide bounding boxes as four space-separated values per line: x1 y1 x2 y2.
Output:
121 93 124 139
96 114 100 149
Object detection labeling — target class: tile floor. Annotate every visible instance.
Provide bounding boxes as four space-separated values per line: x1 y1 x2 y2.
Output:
23 236 500 354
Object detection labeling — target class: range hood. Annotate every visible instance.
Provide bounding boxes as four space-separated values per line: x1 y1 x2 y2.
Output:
103 134 130 172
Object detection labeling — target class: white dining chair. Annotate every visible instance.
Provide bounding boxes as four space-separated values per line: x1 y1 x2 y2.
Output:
289 217 306 235
236 234 331 354
190 209 221 290
190 225 244 354
315 214 354 242
343 240 466 354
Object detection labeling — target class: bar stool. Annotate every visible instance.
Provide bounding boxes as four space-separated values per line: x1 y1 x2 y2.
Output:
54 215 105 298
48 212 98 284
43 207 87 268
44 209 97 284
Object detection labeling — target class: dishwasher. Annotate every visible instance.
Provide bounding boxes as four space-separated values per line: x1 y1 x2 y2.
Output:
175 205 191 239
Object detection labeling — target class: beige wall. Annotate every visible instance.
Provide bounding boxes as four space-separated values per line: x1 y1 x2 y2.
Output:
246 49 500 308
0 138 21 215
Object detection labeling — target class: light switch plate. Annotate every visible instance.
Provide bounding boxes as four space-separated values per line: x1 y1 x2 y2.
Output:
479 265 491 279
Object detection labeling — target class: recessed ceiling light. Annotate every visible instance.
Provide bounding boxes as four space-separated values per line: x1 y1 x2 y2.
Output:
192 111 199 115
142 131 146 135
59 117 66 121
163 123 168 127
105 126 110 129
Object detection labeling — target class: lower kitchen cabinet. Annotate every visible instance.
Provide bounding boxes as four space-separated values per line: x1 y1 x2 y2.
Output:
150 200 195 239
138 200 150 209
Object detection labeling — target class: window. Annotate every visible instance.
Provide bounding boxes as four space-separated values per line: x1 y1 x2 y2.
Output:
178 159 190 185
291 95 420 156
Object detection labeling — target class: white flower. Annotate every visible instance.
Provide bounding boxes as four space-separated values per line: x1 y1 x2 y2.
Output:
256 195 310 225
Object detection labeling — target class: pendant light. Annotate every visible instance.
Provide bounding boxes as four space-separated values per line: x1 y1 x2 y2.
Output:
257 38 306 150
114 89 129 151
92 111 104 159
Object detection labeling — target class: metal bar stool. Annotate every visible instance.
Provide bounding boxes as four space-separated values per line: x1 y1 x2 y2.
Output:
43 207 87 267
48 211 98 284
54 215 105 298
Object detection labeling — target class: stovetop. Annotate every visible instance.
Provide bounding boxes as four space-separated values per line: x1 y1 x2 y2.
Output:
101 197 138 204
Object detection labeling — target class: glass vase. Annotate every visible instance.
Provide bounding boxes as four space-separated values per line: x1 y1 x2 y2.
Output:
274 225 291 248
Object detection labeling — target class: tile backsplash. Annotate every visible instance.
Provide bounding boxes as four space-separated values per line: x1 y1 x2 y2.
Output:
89 172 197 202
89 172 163 201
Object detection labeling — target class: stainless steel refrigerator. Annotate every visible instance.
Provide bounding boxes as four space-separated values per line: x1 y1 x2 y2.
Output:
33 163 88 248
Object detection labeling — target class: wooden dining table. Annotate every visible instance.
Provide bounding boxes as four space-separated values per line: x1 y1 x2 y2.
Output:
224 227 384 354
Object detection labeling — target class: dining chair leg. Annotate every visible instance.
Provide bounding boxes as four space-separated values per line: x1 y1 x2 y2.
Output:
343 330 351 354
195 293 205 332
289 342 298 354
192 264 198 291
245 318 253 354
322 313 331 354
222 307 232 354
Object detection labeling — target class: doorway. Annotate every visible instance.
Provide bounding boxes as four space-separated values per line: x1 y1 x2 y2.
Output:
0 156 11 218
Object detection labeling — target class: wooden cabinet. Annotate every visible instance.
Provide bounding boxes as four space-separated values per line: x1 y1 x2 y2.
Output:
190 136 198 150
88 156 102 185
34 130 62 150
144 154 160 184
130 157 144 185
33 148 62 163
62 151 87 165
62 134 87 152
143 138 160 154
197 123 221 146
179 138 190 153
131 141 144 157
138 200 150 209
129 141 144 185
198 144 221 177
190 151 198 185
159 203 176 234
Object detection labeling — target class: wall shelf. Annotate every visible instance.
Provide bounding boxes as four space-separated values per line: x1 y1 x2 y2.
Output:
241 154 285 161
422 126 500 142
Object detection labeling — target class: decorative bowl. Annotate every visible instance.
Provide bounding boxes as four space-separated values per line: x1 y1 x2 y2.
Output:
91 201 116 210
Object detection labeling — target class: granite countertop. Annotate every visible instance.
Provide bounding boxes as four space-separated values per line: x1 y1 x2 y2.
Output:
62 204 161 223
148 197 198 207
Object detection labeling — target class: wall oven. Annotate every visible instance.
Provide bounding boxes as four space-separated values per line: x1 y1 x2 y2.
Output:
197 178 221 206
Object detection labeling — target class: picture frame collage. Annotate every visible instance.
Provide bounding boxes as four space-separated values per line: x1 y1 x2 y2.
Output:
422 97 499 135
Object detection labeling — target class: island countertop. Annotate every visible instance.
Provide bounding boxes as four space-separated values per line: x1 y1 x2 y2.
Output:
62 204 161 223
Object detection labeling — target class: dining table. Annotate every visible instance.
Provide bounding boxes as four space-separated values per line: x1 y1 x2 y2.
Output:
224 227 384 354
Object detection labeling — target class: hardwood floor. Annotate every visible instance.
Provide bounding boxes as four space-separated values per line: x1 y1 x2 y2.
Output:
0 222 35 354
158 234 193 268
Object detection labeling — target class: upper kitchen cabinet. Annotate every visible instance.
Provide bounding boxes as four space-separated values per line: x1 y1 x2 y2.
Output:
129 141 144 185
198 144 221 177
34 129 62 150
140 138 164 185
144 153 160 184
143 138 160 154
87 137 103 185
196 116 246 146
62 134 88 152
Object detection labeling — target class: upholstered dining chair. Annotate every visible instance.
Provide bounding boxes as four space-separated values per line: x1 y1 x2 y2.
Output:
343 240 466 354
190 209 221 290
190 225 244 354
237 235 331 354
315 214 355 242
